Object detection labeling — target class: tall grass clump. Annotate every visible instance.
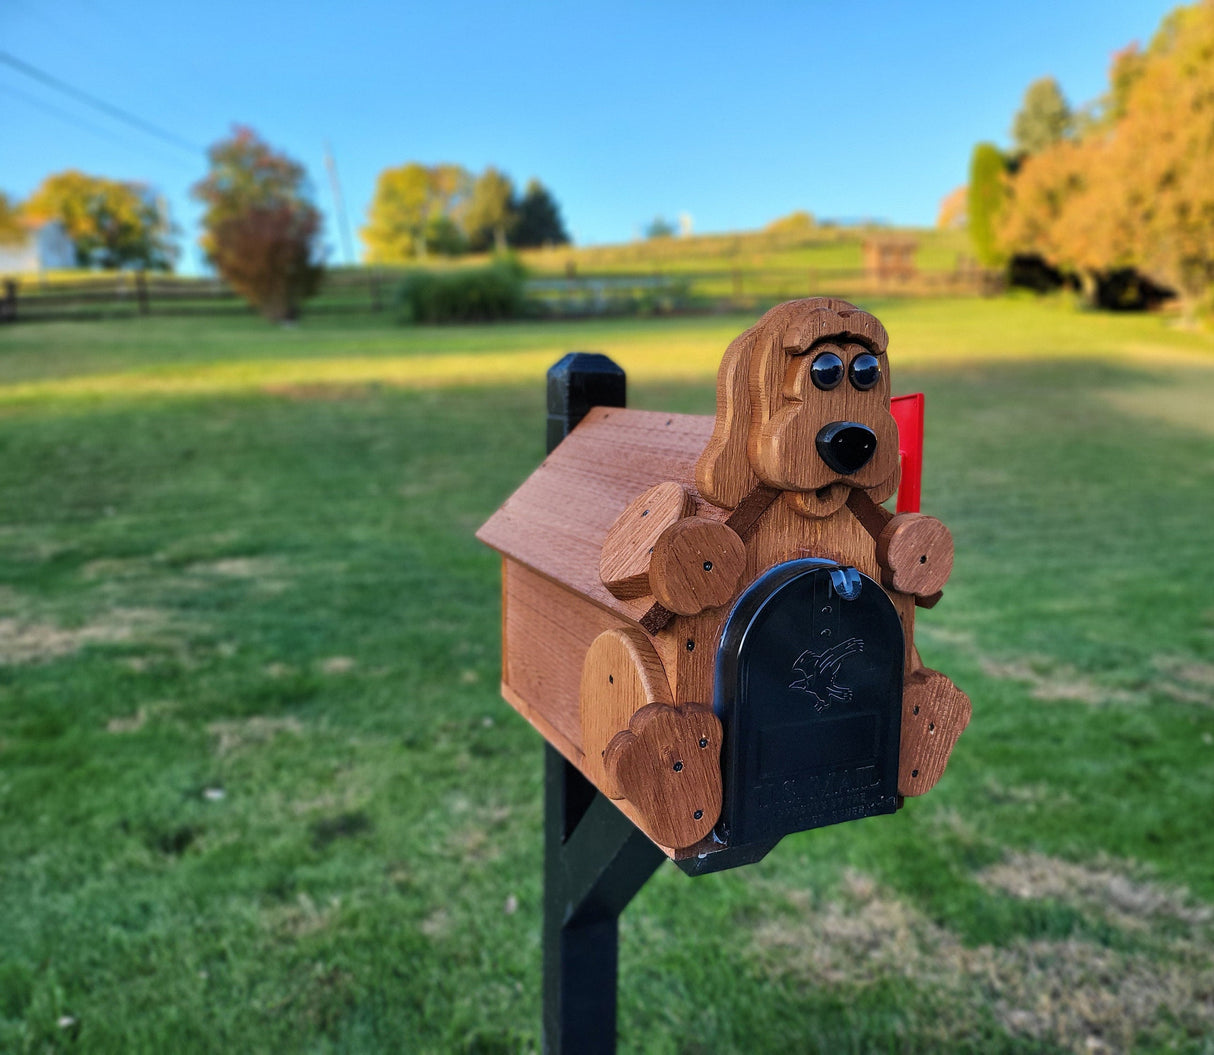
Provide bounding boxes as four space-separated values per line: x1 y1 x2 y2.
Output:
395 257 526 324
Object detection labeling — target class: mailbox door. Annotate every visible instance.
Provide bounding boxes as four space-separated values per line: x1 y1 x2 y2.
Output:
713 559 903 847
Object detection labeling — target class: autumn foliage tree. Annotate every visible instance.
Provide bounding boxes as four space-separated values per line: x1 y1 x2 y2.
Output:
361 163 472 261
463 167 517 253
363 164 569 260
24 170 176 269
193 127 323 321
998 1 1214 315
0 192 24 246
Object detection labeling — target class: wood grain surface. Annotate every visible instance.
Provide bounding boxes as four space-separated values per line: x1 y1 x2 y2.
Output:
578 627 673 797
649 517 746 616
599 481 695 599
603 702 722 849
477 408 721 632
876 513 954 596
898 665 972 796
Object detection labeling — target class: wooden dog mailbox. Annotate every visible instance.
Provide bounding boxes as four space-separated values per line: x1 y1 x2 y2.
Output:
477 297 971 1051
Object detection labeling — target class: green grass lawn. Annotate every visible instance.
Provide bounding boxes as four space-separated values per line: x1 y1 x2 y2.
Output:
2 298 1213 1053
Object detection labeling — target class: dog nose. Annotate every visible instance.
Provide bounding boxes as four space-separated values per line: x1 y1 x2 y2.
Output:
815 421 877 475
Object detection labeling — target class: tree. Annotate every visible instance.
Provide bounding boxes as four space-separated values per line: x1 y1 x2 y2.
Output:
0 191 24 246
24 170 176 269
192 126 323 322
512 179 570 248
1011 77 1073 156
997 0 1214 315
966 143 1009 267
463 167 517 253
764 210 815 236
936 186 967 231
362 163 471 261
1093 0 1214 312
645 216 676 239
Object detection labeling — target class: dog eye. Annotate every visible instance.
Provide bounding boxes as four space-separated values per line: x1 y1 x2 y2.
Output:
810 352 845 390
849 353 881 391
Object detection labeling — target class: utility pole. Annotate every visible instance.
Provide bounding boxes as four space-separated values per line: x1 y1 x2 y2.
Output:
324 140 356 266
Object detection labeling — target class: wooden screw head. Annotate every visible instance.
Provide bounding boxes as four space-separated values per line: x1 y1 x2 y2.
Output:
877 513 954 596
599 482 695 599
649 517 746 616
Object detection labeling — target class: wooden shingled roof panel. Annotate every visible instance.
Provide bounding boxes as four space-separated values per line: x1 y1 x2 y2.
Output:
476 407 716 626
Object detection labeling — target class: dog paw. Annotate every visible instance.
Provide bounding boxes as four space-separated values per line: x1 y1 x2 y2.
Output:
649 518 746 615
899 667 971 796
603 703 722 848
877 513 954 597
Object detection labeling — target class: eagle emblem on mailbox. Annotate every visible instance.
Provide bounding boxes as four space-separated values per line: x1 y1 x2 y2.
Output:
477 297 971 864
789 637 865 709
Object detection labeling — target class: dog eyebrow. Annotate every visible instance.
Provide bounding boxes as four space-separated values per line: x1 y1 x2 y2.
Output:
785 334 886 358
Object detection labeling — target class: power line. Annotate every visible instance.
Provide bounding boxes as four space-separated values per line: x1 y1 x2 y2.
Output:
0 50 202 155
0 81 196 172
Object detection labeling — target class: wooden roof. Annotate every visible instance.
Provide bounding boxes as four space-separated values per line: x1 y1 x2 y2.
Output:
476 407 719 628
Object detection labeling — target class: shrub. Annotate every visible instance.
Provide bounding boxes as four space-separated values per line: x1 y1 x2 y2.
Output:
395 258 526 324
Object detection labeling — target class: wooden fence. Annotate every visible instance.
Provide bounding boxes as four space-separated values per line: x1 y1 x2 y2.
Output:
0 269 391 323
0 265 1000 324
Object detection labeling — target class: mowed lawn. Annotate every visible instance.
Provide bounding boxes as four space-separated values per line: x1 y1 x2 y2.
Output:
1 299 1213 1054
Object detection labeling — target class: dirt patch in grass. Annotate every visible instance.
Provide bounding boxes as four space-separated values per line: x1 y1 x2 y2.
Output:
1154 656 1214 705
978 850 1213 930
979 777 1076 809
187 556 288 594
979 656 1134 706
749 869 1214 1053
106 700 178 734
320 656 355 675
420 907 452 940
264 893 342 939
82 554 289 595
207 715 302 756
81 557 153 581
915 625 1136 707
0 607 173 665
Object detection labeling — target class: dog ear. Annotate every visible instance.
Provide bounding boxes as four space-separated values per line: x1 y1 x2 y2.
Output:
695 322 763 509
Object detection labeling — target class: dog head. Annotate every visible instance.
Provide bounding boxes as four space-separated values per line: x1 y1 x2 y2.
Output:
695 297 900 519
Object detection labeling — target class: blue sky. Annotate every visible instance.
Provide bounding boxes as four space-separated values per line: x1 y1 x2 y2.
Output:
1 0 1179 271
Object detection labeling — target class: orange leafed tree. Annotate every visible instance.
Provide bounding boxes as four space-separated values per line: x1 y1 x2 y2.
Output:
998 0 1214 314
936 186 967 231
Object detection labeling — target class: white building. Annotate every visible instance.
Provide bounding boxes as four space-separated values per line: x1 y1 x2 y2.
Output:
0 221 77 276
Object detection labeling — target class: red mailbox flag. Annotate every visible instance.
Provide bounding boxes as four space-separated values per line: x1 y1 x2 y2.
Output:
890 393 924 514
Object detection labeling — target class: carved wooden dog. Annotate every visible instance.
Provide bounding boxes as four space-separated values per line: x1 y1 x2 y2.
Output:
478 297 970 857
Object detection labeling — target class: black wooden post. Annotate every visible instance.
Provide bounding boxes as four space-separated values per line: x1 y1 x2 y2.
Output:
0 279 16 324
542 352 665 1054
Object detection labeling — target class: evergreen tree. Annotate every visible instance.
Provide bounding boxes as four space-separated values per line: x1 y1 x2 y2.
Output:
512 179 570 247
967 143 1009 268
